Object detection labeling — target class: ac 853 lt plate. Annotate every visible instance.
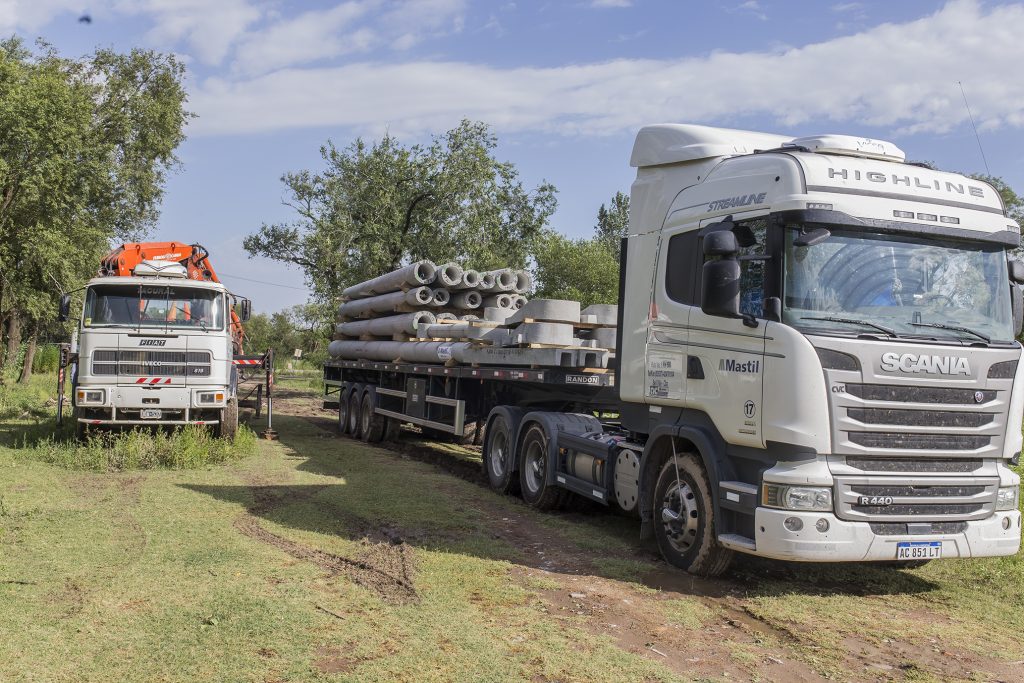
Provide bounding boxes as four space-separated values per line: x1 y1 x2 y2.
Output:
896 541 942 560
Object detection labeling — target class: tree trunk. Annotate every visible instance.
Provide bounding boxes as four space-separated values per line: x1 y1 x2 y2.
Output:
19 326 37 384
4 311 21 373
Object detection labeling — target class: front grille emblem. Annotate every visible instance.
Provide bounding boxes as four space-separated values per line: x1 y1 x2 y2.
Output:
974 391 985 404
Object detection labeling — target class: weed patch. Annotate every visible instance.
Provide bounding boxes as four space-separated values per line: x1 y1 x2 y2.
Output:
15 425 258 472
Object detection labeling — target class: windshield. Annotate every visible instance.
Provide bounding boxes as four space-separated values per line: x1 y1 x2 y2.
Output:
783 228 1014 343
84 284 225 331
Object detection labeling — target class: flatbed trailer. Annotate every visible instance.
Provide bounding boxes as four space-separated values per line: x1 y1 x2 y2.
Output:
322 359 639 508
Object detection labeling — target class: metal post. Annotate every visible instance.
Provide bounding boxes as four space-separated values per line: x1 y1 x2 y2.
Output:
56 344 69 427
261 348 277 440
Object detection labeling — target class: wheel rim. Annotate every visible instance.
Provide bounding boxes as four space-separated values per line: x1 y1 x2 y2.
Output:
660 478 700 554
361 397 371 435
348 395 360 434
488 424 509 479
522 438 545 494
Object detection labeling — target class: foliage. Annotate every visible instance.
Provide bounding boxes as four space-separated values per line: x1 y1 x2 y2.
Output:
243 120 557 306
532 231 620 307
244 303 330 365
21 425 258 471
30 344 59 374
971 174 1024 228
594 190 630 260
0 38 190 373
532 191 629 307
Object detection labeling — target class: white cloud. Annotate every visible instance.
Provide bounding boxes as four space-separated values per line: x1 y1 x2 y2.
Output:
189 0 1024 140
232 1 377 75
589 0 633 7
116 0 263 64
0 0 86 33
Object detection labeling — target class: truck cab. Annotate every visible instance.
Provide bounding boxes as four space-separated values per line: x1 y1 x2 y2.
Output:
620 124 1022 571
67 260 241 438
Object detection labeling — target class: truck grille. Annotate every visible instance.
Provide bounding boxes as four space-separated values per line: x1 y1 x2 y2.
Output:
844 457 983 473
847 432 990 450
843 384 996 405
835 476 998 522
845 408 993 428
92 350 211 377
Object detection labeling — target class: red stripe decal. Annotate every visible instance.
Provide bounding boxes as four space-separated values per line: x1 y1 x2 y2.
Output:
150 377 160 385
164 378 171 384
136 378 146 384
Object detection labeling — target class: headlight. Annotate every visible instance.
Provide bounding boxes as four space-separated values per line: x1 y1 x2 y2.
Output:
196 391 225 405
76 389 104 404
996 487 1020 512
763 483 833 511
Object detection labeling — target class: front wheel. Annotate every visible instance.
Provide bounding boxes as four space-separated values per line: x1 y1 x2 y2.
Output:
218 398 239 441
653 452 733 577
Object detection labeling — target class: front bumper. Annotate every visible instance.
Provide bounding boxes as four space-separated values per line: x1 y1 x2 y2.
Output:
746 507 1021 562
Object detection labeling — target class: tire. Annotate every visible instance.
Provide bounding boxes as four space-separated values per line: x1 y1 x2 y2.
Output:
347 386 364 439
518 423 566 510
360 390 386 443
652 452 734 577
484 413 519 495
220 398 239 442
338 384 351 435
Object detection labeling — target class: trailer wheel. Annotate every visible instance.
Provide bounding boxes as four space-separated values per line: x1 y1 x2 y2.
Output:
360 390 386 443
653 453 733 577
338 384 351 435
347 385 364 439
484 413 519 495
518 423 565 510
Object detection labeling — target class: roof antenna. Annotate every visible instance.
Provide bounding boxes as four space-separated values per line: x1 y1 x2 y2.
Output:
958 80 990 175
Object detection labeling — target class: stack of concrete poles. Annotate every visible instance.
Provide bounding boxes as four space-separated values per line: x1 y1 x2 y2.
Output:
329 260 616 368
332 260 533 346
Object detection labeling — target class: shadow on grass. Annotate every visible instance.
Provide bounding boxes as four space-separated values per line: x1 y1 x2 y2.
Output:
186 412 940 600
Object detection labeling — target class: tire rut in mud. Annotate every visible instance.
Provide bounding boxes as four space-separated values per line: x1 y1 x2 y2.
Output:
237 480 418 605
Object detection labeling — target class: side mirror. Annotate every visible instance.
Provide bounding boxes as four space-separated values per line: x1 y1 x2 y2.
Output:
58 294 71 322
239 298 251 322
794 227 831 247
703 230 739 257
1009 259 1024 284
701 231 742 319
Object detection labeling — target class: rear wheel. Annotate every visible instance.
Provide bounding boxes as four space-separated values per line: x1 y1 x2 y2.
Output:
360 390 386 443
653 452 733 577
347 386 364 439
73 407 87 441
338 385 351 435
518 423 565 510
484 414 518 494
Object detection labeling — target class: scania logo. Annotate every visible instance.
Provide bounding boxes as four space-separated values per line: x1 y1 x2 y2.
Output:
880 352 970 376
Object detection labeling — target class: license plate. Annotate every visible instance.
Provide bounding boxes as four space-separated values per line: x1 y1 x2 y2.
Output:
140 409 162 420
896 541 942 560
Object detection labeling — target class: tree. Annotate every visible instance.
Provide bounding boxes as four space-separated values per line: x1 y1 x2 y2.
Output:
0 38 189 381
532 231 621 308
532 191 629 307
971 174 1024 230
594 191 629 260
243 120 558 309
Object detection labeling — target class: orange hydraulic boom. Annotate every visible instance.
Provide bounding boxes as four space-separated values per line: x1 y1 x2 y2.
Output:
99 242 245 352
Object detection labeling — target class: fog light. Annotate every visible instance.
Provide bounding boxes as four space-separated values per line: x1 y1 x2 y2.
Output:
1003 517 1011 530
784 517 803 532
816 518 830 533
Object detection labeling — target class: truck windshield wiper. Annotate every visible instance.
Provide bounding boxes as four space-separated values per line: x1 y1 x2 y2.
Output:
800 316 897 337
909 321 990 344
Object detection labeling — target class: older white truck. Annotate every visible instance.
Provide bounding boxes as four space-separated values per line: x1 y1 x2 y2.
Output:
58 244 270 441
325 124 1023 575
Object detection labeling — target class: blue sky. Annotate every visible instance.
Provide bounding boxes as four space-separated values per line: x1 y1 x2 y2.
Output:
3 0 1024 312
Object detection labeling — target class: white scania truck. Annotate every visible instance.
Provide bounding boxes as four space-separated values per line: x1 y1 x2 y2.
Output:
325 124 1023 575
58 247 262 440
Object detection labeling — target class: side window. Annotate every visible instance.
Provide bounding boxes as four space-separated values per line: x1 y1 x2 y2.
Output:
665 230 700 304
738 219 767 317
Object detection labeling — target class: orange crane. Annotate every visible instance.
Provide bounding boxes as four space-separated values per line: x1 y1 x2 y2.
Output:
99 242 246 352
